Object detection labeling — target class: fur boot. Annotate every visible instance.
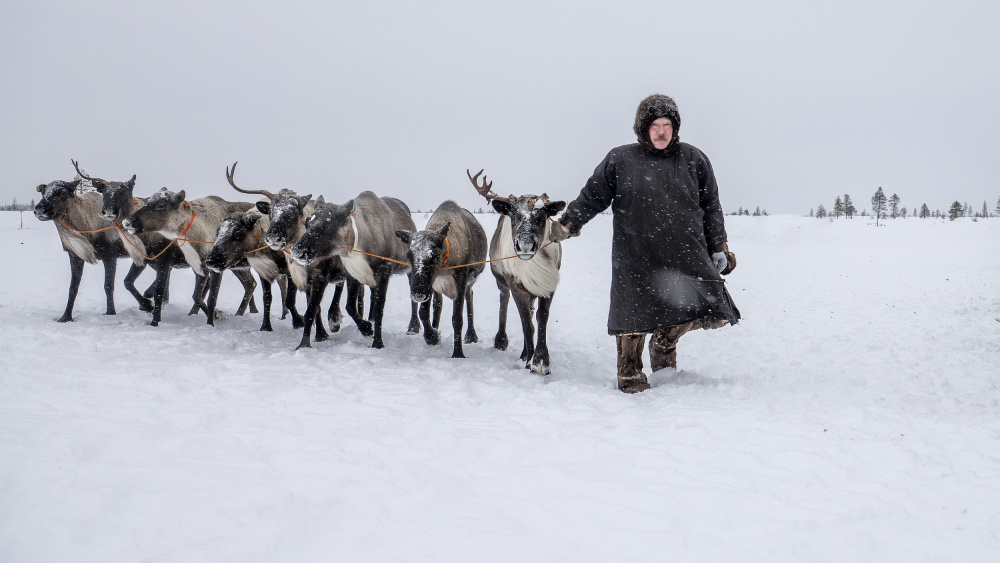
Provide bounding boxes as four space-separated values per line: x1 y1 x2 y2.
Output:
616 334 650 393
650 322 694 372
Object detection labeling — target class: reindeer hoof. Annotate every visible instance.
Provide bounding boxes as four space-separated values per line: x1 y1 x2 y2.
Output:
357 320 374 338
295 341 311 350
259 324 273 332
57 315 73 323
494 333 508 350
139 299 154 313
452 350 466 359
530 360 551 376
329 323 341 333
464 329 478 344
424 329 440 346
372 339 385 349
150 320 159 327
315 333 329 343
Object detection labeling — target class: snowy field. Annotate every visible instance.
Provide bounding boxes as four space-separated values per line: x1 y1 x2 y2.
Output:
1 209 999 562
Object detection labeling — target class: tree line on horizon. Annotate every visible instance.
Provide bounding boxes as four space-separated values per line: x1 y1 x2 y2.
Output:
810 188 1000 223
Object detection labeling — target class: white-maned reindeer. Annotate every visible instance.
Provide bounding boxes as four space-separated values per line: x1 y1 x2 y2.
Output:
469 169 567 375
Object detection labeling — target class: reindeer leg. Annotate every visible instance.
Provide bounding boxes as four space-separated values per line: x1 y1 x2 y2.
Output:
432 291 443 331
297 279 327 349
370 274 390 349
531 294 554 375
277 275 290 320
451 284 466 358
58 254 85 322
493 276 510 350
327 280 343 333
313 280 330 343
102 256 118 315
419 299 439 345
464 286 478 344
205 271 223 326
123 262 151 312
189 274 207 316
287 278 304 328
150 265 170 327
233 269 256 316
259 277 273 332
346 279 373 337
511 286 536 366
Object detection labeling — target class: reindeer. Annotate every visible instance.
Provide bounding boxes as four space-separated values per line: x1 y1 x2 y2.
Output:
206 208 297 332
395 200 487 358
469 169 567 375
290 191 418 349
122 187 258 326
223 162 371 348
72 161 215 324
33 175 150 322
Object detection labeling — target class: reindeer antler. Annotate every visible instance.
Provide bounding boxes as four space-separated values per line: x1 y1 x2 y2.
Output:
226 161 277 202
70 159 107 185
467 168 511 203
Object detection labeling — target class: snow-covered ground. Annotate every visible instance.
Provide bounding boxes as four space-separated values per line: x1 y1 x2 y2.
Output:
1 210 998 561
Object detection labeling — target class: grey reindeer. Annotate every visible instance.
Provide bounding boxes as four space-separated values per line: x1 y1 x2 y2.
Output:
395 200 488 358
290 191 418 349
122 187 257 326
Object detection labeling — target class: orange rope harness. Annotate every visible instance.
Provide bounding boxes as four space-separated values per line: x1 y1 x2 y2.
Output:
60 217 119 234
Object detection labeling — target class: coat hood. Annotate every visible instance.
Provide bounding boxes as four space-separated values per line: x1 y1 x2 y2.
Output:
633 94 681 155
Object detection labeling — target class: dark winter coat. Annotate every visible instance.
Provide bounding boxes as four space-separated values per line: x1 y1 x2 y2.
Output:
562 141 740 334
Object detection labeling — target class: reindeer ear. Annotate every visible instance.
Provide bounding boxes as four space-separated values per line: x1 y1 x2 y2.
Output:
297 195 312 212
240 214 261 229
491 199 512 215
435 222 450 238
256 201 271 215
395 229 413 245
315 195 325 206
174 190 186 205
544 201 566 216
127 175 136 188
92 180 107 193
36 184 46 193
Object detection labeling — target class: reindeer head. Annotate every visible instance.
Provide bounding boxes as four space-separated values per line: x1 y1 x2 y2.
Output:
396 222 450 303
468 168 566 260
206 212 263 273
71 160 139 223
33 179 82 221
223 161 312 250
289 196 353 266
123 187 187 235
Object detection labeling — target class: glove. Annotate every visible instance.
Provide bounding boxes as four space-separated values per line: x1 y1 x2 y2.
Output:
711 252 728 273
556 216 581 240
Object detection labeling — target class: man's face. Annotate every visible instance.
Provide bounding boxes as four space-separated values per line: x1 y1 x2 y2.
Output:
648 117 673 150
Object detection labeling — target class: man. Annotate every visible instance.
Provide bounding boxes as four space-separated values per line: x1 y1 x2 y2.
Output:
559 94 740 393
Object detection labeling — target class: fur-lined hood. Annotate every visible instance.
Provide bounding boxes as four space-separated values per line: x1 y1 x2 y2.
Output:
633 94 681 155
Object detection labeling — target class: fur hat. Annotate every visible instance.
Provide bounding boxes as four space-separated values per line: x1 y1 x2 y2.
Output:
633 94 681 154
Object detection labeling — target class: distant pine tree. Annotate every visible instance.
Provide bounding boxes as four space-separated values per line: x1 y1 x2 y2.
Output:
816 204 827 218
844 194 855 218
981 201 988 218
900 207 908 218
753 206 761 217
919 203 930 218
948 201 963 221
889 193 900 218
833 196 844 218
871 187 887 226
809 208 814 217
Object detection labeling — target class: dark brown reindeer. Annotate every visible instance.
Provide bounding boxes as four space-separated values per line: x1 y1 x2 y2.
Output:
290 191 418 349
206 208 297 332
395 200 487 358
223 162 370 348
122 187 258 326
33 173 151 322
469 169 566 375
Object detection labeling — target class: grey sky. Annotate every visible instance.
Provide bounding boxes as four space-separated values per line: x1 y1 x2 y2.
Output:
3 0 998 215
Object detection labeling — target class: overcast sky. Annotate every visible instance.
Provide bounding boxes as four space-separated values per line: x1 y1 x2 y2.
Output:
3 0 998 215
